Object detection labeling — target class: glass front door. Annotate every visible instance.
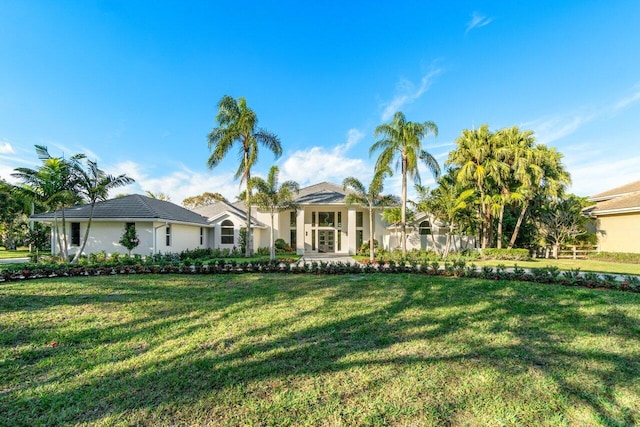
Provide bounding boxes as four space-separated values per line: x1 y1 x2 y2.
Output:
318 230 335 253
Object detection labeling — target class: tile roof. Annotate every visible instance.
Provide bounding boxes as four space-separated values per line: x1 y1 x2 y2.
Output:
31 194 210 225
590 180 640 201
294 181 350 204
591 192 640 215
192 200 266 227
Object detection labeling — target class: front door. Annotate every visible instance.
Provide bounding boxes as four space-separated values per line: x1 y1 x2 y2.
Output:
318 230 335 253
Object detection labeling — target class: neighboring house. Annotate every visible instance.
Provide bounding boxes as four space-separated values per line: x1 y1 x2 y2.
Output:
31 182 476 257
30 194 211 256
587 180 640 253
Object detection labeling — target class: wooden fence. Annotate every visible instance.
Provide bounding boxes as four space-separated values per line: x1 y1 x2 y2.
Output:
557 245 598 260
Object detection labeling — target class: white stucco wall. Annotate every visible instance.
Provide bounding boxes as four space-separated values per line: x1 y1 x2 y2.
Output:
51 220 209 257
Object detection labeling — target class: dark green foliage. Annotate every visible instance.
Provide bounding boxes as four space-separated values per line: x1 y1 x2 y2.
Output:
481 248 530 260
589 251 640 264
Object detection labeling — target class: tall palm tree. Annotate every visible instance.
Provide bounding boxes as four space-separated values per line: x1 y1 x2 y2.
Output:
370 111 440 256
207 95 282 257
446 125 508 248
71 158 134 263
249 166 299 260
13 146 82 259
343 169 395 261
507 144 570 248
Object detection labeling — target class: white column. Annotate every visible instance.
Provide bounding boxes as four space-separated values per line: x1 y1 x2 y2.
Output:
347 207 357 255
296 208 305 255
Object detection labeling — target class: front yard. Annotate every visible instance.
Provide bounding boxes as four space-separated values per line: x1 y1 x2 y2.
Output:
1 274 639 425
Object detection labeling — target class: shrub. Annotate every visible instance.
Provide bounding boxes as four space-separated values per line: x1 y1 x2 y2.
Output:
481 248 530 261
589 251 640 264
275 239 287 250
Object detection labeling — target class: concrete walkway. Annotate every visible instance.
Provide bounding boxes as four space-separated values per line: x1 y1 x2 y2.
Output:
299 254 357 264
0 257 29 264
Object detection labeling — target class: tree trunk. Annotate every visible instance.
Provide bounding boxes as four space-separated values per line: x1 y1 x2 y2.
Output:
369 205 375 262
244 161 252 258
507 201 528 249
61 206 68 260
72 201 95 263
269 213 275 261
401 158 407 256
497 204 504 249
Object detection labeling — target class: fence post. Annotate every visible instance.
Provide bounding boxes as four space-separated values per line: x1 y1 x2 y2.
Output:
572 245 576 260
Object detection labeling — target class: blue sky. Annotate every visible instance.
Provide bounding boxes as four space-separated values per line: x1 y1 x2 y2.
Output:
1 1 639 203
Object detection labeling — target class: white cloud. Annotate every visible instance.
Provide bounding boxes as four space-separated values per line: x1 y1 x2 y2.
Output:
281 146 370 187
567 155 640 196
106 161 242 204
525 86 640 145
381 68 442 121
0 141 14 154
466 12 493 34
342 128 365 151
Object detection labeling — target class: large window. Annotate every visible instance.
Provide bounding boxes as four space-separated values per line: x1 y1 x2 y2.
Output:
290 230 297 248
200 227 204 245
318 212 335 226
221 220 234 244
419 221 432 235
290 211 297 227
71 222 80 246
165 225 171 246
356 230 363 250
356 212 363 227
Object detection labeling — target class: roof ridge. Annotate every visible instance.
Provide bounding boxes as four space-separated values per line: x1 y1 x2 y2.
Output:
134 194 163 218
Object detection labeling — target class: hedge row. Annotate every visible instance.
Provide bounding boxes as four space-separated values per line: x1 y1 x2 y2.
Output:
1 260 638 294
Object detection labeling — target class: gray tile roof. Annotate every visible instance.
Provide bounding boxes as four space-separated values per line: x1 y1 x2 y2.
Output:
590 180 640 201
192 200 266 227
294 182 350 204
31 194 210 225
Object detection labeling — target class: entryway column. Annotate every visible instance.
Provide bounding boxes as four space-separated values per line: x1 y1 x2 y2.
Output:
347 207 357 255
296 208 305 255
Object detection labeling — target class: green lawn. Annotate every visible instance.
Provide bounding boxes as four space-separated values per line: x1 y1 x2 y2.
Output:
2 274 639 425
475 258 640 276
0 248 29 259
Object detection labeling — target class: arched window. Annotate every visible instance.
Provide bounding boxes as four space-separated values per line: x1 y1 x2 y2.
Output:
221 220 234 244
419 220 432 235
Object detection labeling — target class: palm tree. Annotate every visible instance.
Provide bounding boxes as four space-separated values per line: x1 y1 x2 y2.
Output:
446 125 508 248
71 158 134 263
507 144 570 248
13 146 82 259
249 166 299 260
207 95 282 257
343 169 395 261
370 111 440 256
381 206 414 251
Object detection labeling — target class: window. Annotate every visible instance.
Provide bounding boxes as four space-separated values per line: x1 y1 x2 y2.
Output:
356 212 363 228
290 211 297 227
165 225 171 246
419 221 432 235
221 220 234 244
318 212 334 226
356 230 363 250
200 227 204 245
312 230 316 250
312 212 316 227
337 231 341 251
337 212 342 227
290 230 297 248
71 222 80 246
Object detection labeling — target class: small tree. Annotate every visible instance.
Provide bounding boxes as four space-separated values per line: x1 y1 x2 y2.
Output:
535 195 588 258
24 223 50 262
119 224 140 256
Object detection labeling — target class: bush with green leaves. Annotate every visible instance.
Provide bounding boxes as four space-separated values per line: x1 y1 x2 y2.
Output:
481 248 530 261
118 225 140 255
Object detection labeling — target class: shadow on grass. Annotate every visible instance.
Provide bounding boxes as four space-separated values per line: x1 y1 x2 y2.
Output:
1 274 639 425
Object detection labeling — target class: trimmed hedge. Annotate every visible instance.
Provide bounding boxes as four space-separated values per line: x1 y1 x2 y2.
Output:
589 251 640 264
1 258 639 294
481 248 530 261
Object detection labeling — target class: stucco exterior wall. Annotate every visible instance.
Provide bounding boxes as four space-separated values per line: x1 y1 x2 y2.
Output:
597 213 640 253
52 220 208 257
